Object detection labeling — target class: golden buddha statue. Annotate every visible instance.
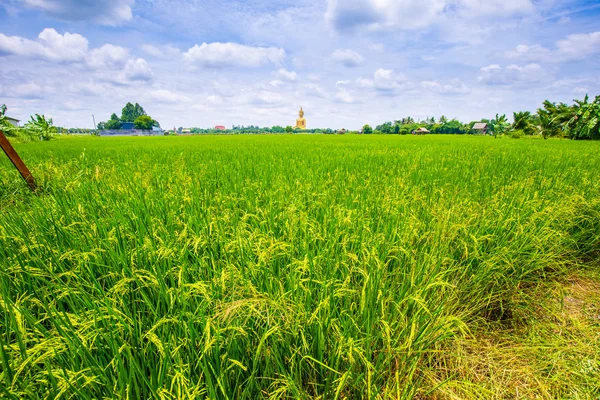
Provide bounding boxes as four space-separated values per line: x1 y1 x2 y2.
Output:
294 107 306 129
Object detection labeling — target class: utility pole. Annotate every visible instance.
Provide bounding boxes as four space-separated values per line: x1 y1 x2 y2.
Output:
0 129 37 192
92 114 96 130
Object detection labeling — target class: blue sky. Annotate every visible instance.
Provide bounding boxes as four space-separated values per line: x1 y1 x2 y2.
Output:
1 0 599 129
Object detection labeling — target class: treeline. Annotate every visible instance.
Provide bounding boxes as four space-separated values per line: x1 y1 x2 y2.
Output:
178 126 337 135
366 95 600 140
97 102 160 131
0 105 57 141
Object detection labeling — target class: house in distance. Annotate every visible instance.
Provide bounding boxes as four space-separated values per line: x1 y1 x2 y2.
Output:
472 122 489 134
4 116 20 127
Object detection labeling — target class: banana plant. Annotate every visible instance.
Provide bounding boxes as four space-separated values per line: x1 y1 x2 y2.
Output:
25 113 57 141
490 114 509 138
565 95 600 140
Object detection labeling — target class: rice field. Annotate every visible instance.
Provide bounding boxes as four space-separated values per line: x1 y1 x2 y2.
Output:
1 135 599 399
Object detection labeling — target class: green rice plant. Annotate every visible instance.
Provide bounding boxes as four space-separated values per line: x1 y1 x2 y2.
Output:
1 135 599 398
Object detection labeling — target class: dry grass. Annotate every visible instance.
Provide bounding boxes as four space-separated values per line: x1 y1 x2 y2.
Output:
429 268 600 399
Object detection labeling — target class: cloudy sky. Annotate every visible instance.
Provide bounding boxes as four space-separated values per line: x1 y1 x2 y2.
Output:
1 0 599 129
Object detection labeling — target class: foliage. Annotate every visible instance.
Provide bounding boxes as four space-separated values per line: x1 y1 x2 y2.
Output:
285 125 293 133
362 124 373 134
565 95 600 140
1 136 599 398
24 113 57 140
512 111 536 136
490 114 509 138
121 102 146 122
104 113 122 130
537 100 572 139
134 115 155 130
98 103 158 131
509 129 525 139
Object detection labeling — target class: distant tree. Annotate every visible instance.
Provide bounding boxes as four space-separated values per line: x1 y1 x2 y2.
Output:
134 103 146 119
285 126 293 134
134 115 154 130
490 114 509 138
0 104 17 136
439 115 448 124
565 95 600 140
121 103 135 122
376 121 393 134
512 111 535 136
362 124 373 134
105 113 122 130
25 114 57 140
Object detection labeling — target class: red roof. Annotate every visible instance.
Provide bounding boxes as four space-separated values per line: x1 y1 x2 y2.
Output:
214 125 226 130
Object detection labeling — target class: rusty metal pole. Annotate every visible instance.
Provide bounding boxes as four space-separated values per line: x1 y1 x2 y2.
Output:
0 129 37 192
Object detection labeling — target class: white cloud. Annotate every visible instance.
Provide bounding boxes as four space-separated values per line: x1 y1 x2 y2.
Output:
141 44 181 59
331 49 364 67
87 44 129 69
274 68 297 81
555 31 600 61
421 79 469 94
0 29 153 85
0 28 88 62
355 69 415 96
373 68 411 93
478 63 549 85
336 80 351 89
269 80 284 87
325 0 533 31
299 83 327 98
123 58 153 81
149 89 191 104
335 80 353 103
183 42 286 68
356 77 374 88
252 91 284 106
335 89 354 103
0 82 48 99
369 43 385 52
506 31 600 62
23 0 134 26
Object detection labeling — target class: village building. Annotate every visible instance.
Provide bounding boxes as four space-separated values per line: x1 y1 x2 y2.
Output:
472 122 488 134
413 127 430 135
4 117 20 127
214 125 226 130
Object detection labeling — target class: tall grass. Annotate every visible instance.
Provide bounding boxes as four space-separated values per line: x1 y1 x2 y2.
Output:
1 135 599 398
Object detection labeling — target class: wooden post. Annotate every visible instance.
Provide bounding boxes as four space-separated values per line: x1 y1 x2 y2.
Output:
0 129 37 192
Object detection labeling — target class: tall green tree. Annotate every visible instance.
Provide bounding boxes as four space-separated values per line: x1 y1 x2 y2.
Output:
105 113 122 130
134 103 146 120
121 102 135 122
134 115 155 130
362 124 373 134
